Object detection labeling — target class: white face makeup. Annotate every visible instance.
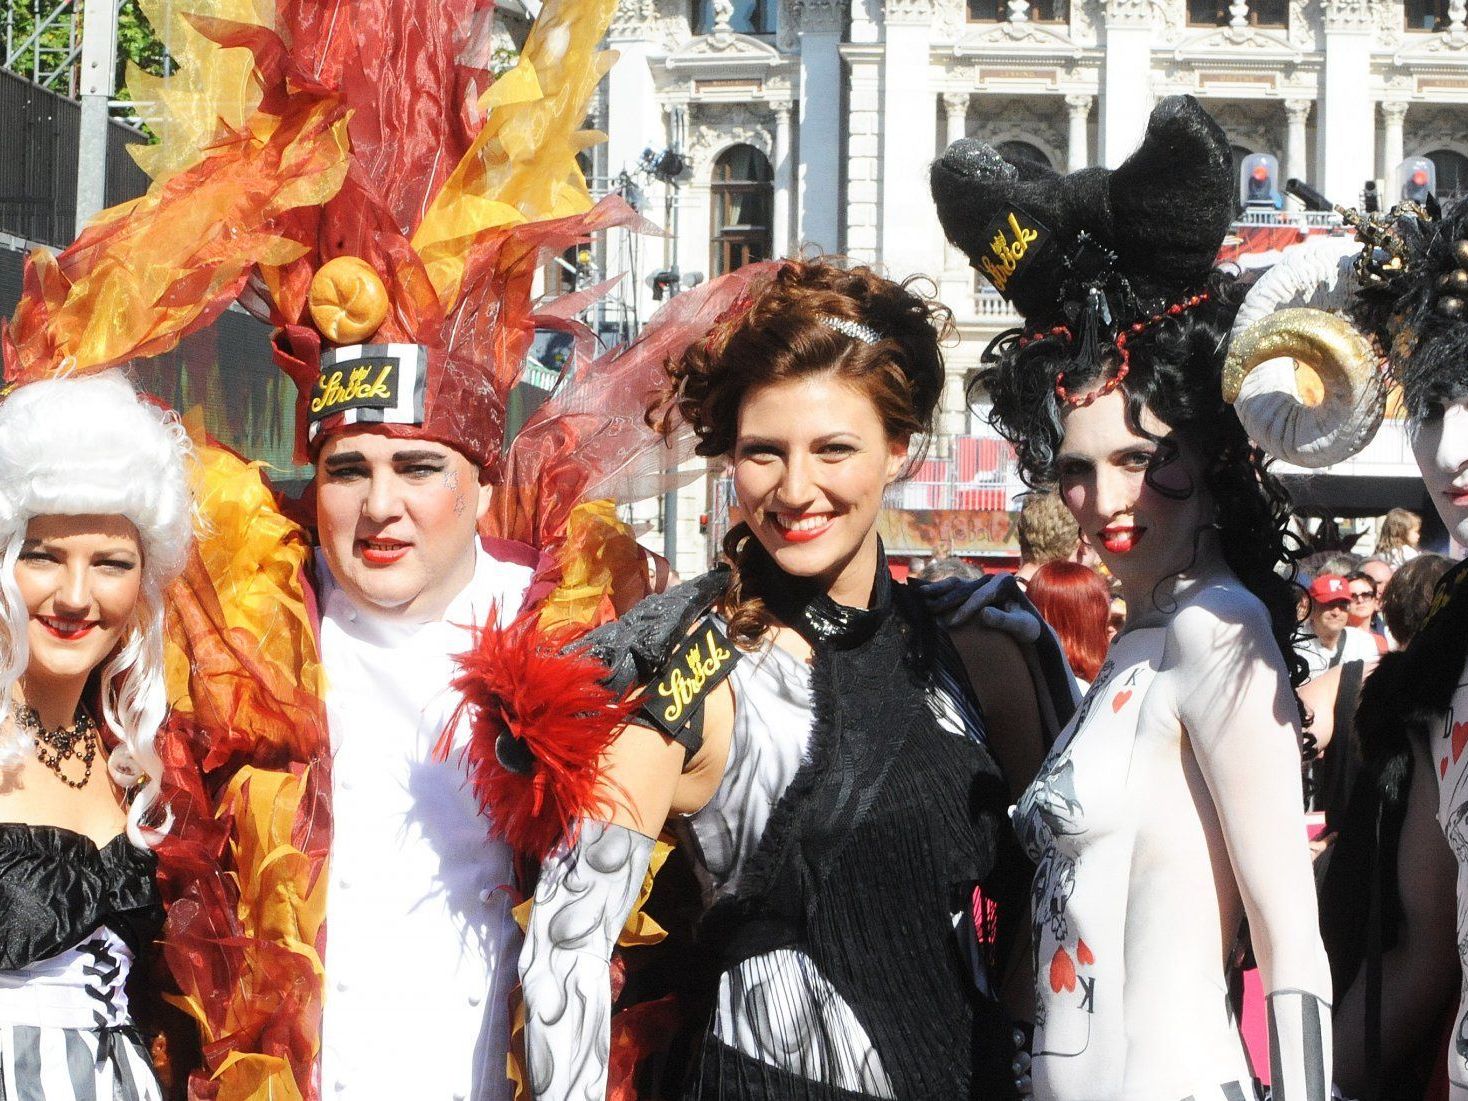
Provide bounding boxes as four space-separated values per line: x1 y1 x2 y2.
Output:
1410 397 1468 549
1054 387 1213 599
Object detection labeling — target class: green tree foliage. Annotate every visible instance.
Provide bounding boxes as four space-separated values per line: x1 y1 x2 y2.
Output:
118 0 168 79
2 0 165 96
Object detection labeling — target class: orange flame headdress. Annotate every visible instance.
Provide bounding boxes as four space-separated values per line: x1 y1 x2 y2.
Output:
0 3 647 1100
3 0 636 476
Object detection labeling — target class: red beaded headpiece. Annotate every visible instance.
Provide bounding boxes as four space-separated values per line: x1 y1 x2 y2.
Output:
1025 290 1211 408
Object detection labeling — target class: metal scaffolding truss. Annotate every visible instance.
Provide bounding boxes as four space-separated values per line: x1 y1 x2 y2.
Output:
3 0 85 96
2 0 172 108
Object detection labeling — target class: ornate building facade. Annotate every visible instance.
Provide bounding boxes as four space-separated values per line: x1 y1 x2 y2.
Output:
600 0 1465 571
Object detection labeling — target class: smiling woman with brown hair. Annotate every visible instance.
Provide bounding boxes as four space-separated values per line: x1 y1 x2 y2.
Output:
515 258 1073 1101
0 371 194 1099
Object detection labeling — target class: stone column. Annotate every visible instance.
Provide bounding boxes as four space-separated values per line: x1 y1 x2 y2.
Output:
879 0 940 280
1380 100 1408 185
606 2 661 180
1284 99 1311 183
943 90 969 149
797 0 843 253
1320 0 1376 204
1101 0 1153 165
940 92 973 313
939 365 968 442
772 102 794 257
845 44 883 261
1066 93 1093 171
606 1 664 341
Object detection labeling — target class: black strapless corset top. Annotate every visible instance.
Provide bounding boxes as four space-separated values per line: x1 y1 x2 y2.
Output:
0 822 163 971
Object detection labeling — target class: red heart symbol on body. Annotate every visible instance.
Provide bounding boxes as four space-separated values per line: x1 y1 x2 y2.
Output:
1076 939 1095 966
1049 946 1077 993
1444 756 1451 779
1453 721 1468 764
1111 690 1132 713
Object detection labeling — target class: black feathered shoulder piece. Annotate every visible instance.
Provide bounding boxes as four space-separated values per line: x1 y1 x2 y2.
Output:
930 95 1236 335
575 567 732 695
1348 197 1468 419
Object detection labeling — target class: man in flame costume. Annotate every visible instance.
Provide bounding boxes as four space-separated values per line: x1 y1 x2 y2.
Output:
0 1 766 1097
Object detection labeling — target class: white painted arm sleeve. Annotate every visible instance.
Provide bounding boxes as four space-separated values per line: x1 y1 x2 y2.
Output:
519 819 654 1101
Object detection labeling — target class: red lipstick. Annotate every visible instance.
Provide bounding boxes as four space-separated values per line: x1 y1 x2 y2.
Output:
37 616 96 641
773 513 834 544
1099 527 1145 554
359 538 410 565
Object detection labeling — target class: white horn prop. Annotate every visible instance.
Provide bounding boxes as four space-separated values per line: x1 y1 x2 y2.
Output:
1223 237 1385 469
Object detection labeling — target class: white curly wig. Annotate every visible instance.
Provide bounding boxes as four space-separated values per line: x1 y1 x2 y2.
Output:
0 371 194 847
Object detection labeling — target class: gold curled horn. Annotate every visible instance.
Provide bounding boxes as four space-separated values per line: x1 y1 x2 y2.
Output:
1223 238 1386 469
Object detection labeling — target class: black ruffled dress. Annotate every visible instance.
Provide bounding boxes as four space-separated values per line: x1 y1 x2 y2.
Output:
647 550 1031 1100
0 823 165 1101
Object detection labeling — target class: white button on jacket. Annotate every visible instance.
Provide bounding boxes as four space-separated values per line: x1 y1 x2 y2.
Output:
317 544 532 1100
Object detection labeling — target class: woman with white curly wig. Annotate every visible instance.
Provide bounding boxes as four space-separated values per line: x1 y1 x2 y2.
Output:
0 370 194 1101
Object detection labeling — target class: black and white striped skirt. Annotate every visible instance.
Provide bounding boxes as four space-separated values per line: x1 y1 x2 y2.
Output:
0 1022 162 1101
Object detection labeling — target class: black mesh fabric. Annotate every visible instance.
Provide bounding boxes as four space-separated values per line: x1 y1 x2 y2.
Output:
684 585 1026 1101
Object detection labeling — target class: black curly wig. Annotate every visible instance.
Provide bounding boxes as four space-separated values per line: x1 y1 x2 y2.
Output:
933 94 1307 692
975 270 1309 691
1351 197 1468 421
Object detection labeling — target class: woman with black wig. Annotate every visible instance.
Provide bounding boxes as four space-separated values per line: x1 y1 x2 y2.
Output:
931 95 1331 1100
514 259 1076 1101
1219 193 1468 1097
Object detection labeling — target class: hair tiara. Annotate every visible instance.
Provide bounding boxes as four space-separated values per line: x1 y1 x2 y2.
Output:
819 315 882 345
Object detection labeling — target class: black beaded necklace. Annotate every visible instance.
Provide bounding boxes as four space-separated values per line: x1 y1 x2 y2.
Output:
21 706 98 790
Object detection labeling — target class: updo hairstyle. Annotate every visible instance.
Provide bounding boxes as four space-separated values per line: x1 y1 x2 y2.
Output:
0 371 195 846
652 258 952 646
978 269 1309 690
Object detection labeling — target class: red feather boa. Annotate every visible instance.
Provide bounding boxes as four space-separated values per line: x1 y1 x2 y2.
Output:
446 613 636 861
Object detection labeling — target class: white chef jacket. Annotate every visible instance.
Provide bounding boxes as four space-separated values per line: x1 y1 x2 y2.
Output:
316 542 532 1099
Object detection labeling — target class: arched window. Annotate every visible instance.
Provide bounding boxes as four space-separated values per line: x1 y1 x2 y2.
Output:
693 0 776 33
710 145 773 275
996 140 1054 171
1428 149 1468 200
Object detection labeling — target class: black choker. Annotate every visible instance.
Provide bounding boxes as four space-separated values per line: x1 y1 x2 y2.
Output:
750 542 893 651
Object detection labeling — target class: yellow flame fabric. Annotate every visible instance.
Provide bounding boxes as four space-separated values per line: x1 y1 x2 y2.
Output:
126 0 270 184
411 0 615 312
161 422 329 1101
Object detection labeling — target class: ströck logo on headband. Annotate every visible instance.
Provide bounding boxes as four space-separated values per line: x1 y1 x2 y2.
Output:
976 208 1050 299
308 343 428 442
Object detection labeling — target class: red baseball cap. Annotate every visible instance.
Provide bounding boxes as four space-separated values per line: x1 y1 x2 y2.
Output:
1309 575 1350 605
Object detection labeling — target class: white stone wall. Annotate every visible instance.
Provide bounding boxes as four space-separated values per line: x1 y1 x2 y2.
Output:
598 0 1468 572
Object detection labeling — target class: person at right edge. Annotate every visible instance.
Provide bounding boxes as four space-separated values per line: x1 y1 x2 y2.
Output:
1225 178 1468 1095
930 95 1332 1100
510 259 1078 1100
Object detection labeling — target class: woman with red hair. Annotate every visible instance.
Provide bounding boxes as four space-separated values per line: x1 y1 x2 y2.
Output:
1026 561 1111 691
